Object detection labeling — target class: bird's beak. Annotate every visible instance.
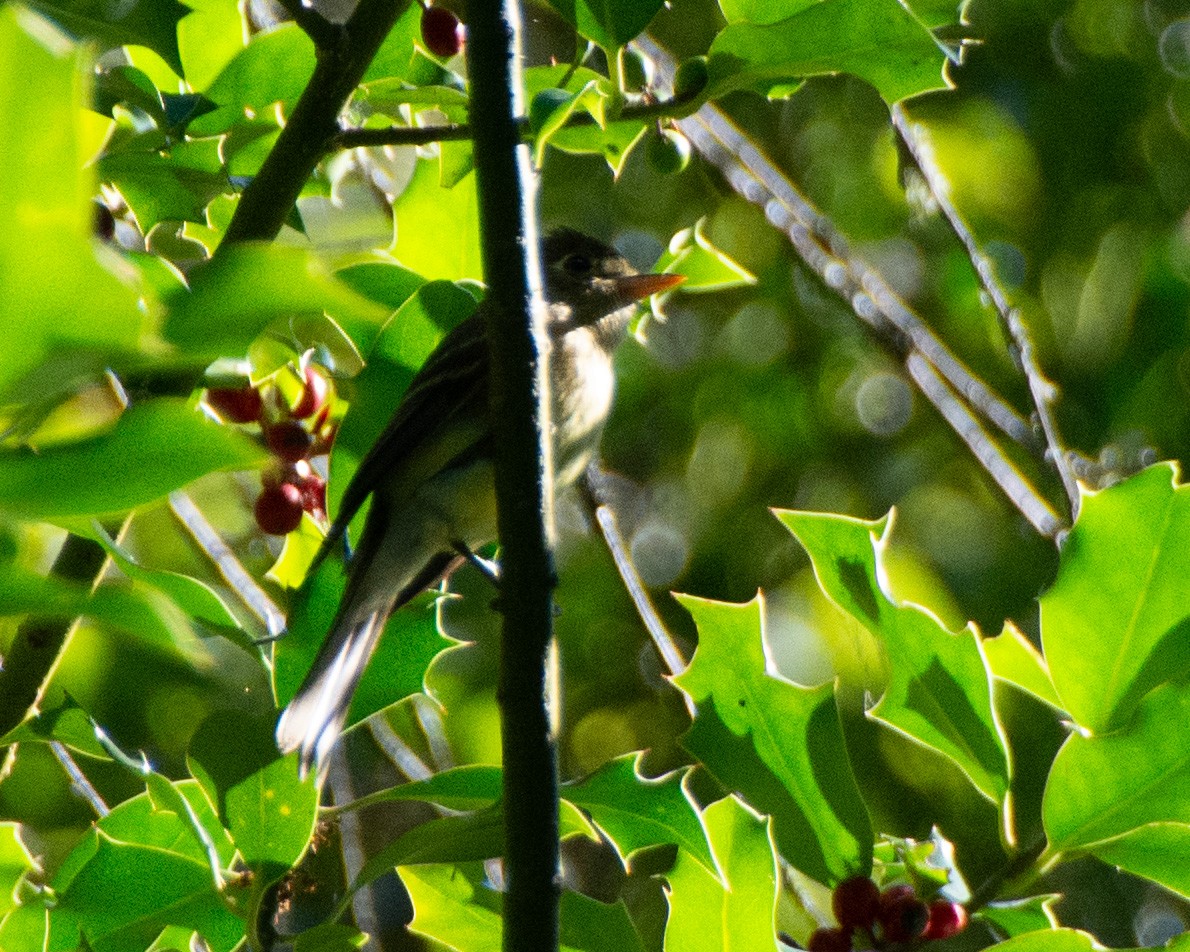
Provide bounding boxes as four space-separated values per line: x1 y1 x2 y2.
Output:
613 272 686 303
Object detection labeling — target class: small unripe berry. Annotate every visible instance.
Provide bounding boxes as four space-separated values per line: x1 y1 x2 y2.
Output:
673 56 709 99
266 420 314 463
878 885 928 943
255 483 303 535
620 48 653 91
646 128 692 175
807 927 852 952
421 6 464 58
291 366 330 420
832 876 880 931
922 900 967 940
207 385 263 424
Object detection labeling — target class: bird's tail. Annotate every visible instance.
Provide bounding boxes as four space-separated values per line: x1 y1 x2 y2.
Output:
275 604 387 780
276 548 461 780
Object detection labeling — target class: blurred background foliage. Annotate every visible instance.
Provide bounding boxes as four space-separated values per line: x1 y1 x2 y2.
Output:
2 0 1190 943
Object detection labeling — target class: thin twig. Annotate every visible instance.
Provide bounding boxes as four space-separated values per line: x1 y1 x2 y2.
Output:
578 468 692 706
890 104 1080 522
49 741 109 817
169 491 286 637
907 355 1064 537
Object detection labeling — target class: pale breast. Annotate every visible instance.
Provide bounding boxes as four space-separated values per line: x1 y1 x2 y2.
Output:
551 326 616 488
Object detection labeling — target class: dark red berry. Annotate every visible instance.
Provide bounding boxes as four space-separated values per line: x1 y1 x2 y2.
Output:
266 420 314 463
878 886 928 943
298 474 326 515
833 876 881 931
255 483 304 535
421 6 464 58
807 927 852 952
208 385 263 424
291 366 330 420
922 900 967 940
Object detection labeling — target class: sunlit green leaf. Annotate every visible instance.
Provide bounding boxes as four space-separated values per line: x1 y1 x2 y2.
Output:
1041 464 1190 734
984 622 1062 711
976 895 1059 937
26 0 187 72
777 509 1010 805
177 0 244 90
0 700 110 760
187 711 318 871
1091 822 1190 901
163 244 389 355
662 796 780 952
673 594 871 882
984 929 1107 952
0 400 266 519
707 0 952 104
1044 680 1190 853
564 754 716 877
0 9 145 401
0 823 37 919
392 163 483 281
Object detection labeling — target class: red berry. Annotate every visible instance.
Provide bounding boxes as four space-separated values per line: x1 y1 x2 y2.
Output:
421 6 464 58
833 876 880 931
922 900 967 940
807 927 852 952
291 366 330 420
878 886 928 943
266 420 314 463
207 385 263 424
298 474 326 515
255 483 304 535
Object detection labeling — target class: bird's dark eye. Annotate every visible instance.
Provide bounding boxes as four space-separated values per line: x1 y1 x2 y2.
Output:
561 253 593 276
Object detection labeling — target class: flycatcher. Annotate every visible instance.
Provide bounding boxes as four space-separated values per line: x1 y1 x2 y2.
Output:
277 229 684 776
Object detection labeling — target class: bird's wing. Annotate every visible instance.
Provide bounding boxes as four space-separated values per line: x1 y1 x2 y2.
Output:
311 313 490 572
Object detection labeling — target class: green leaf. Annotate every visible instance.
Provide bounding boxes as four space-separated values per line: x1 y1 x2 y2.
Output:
177 0 244 90
48 780 241 952
542 0 666 49
89 522 242 630
530 82 600 166
0 823 37 919
333 261 427 353
1040 464 1190 734
186 24 316 136
976 896 1059 937
662 796 780 952
652 219 756 293
401 864 640 952
985 929 1107 952
163 244 388 356
1043 680 1190 854
706 0 952 105
563 754 716 877
392 164 483 281
99 142 229 230
672 594 871 883
1091 822 1190 901
0 8 146 401
293 922 369 952
52 832 243 952
777 509 1010 805
187 711 318 871
25 0 187 72
338 764 504 812
0 699 111 760
984 623 1062 711
0 400 266 520
718 0 818 24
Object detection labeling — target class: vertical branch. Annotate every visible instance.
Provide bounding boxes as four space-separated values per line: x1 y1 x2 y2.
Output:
464 4 560 952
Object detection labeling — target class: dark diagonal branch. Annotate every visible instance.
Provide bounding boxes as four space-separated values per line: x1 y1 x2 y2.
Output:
218 0 410 248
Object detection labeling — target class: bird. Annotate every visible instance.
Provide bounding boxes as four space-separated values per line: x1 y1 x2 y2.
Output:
276 228 685 777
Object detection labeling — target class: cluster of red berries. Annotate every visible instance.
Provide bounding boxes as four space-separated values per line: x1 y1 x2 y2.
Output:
205 366 335 536
420 3 464 58
808 877 967 951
